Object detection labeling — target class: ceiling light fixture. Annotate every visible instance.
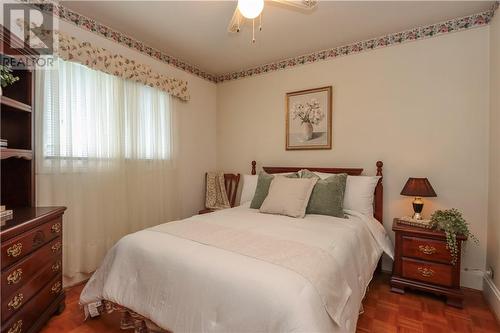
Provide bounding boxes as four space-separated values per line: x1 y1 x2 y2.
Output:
229 0 318 43
237 0 264 19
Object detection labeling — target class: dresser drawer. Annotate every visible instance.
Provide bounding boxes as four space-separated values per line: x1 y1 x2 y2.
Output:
402 236 451 264
2 238 62 300
1 253 62 323
402 257 453 287
1 274 63 333
1 217 62 269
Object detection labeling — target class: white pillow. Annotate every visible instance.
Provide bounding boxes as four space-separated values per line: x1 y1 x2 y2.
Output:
240 174 258 203
343 175 380 216
259 177 317 218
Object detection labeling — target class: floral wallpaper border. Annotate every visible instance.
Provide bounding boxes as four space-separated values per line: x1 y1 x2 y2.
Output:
52 2 498 84
217 8 497 83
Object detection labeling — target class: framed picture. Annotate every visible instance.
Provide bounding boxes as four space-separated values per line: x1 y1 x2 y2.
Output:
286 86 332 150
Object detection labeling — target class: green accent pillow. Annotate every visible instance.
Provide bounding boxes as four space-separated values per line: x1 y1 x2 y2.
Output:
250 171 299 209
300 169 321 179
306 173 348 218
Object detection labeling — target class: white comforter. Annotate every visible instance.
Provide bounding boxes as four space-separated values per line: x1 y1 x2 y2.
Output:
80 204 393 333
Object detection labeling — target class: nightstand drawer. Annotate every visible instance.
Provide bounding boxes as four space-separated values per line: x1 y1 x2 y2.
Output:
402 236 451 263
402 258 453 287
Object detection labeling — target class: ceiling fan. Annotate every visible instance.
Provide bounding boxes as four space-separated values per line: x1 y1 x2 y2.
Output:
228 0 318 43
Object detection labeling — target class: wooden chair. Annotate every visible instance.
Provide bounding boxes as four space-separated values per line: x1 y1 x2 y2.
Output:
199 173 241 214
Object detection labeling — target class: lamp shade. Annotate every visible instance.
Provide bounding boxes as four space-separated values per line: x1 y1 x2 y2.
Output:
400 178 437 197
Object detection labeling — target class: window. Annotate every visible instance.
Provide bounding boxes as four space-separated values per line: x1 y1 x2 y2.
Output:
40 58 172 160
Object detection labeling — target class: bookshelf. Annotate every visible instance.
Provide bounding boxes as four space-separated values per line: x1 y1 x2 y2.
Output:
1 26 36 208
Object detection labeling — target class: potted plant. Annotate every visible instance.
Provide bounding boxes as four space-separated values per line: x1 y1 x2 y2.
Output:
430 208 478 265
0 65 19 95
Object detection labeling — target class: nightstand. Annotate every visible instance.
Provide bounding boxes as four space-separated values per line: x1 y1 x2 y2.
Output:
390 218 466 308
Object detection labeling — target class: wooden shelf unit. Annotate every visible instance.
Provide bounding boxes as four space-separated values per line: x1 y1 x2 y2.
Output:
1 95 32 112
1 26 36 208
1 25 67 333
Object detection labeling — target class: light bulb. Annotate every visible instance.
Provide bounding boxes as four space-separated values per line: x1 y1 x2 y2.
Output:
238 0 264 19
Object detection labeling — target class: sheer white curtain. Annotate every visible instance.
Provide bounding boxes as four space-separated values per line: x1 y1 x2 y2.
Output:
35 58 180 283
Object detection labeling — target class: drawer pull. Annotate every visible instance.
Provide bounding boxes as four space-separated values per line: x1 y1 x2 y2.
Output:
51 281 62 294
6 243 22 257
7 268 23 284
7 320 22 333
418 244 437 255
8 293 24 310
51 242 62 252
51 222 62 233
418 267 434 277
51 260 62 272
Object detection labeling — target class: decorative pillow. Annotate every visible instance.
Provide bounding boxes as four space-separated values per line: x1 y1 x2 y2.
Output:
300 169 321 179
250 172 299 209
343 175 381 216
306 173 347 217
259 177 318 218
240 175 258 203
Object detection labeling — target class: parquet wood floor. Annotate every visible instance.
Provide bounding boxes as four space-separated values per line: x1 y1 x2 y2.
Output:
40 273 500 333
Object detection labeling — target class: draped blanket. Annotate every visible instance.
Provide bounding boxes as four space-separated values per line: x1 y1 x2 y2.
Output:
153 215 352 325
205 172 230 210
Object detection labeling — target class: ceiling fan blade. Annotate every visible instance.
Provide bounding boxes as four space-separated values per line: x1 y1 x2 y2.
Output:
227 7 245 33
270 0 318 10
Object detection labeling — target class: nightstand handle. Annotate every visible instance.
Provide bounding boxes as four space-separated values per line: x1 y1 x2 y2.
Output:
418 244 437 255
51 242 62 252
7 243 22 257
51 222 62 234
418 267 434 277
7 268 22 284
7 320 22 333
8 293 24 310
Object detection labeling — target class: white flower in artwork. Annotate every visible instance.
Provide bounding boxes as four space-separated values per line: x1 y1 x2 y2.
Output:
292 99 324 126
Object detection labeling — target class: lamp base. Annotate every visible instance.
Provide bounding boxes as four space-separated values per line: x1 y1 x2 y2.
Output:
412 197 424 220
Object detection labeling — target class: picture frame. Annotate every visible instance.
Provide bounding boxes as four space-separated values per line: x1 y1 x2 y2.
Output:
286 86 332 150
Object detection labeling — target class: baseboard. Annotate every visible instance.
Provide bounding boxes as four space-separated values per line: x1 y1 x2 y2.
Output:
484 276 500 322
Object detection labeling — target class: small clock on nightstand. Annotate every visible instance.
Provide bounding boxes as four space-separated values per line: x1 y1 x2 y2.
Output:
390 218 467 308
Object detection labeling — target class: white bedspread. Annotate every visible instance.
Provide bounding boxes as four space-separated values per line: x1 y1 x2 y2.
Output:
80 204 393 333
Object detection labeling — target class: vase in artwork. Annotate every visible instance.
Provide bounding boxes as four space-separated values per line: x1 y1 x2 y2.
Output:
301 121 313 141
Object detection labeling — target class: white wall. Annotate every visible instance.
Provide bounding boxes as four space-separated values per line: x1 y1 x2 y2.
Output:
216 27 490 289
60 21 217 219
487 12 500 290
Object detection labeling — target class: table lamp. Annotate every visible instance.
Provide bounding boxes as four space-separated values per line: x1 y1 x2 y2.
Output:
400 178 437 220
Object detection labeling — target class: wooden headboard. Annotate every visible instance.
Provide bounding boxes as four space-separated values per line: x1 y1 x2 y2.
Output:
250 160 384 224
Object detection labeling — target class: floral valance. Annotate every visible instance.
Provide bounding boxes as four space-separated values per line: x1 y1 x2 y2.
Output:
57 33 189 101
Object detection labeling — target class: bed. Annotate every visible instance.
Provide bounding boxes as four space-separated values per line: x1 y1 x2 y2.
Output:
80 161 394 333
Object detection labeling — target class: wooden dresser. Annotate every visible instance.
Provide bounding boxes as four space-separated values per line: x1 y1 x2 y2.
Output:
390 218 466 308
1 207 66 333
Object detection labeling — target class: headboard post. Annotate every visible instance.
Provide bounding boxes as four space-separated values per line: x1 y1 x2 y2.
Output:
251 161 256 175
374 161 383 224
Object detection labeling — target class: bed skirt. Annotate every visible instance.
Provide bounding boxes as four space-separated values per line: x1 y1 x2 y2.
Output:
93 299 364 333
99 300 170 333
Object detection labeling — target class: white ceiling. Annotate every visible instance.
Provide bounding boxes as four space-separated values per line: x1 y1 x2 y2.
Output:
61 1 494 75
